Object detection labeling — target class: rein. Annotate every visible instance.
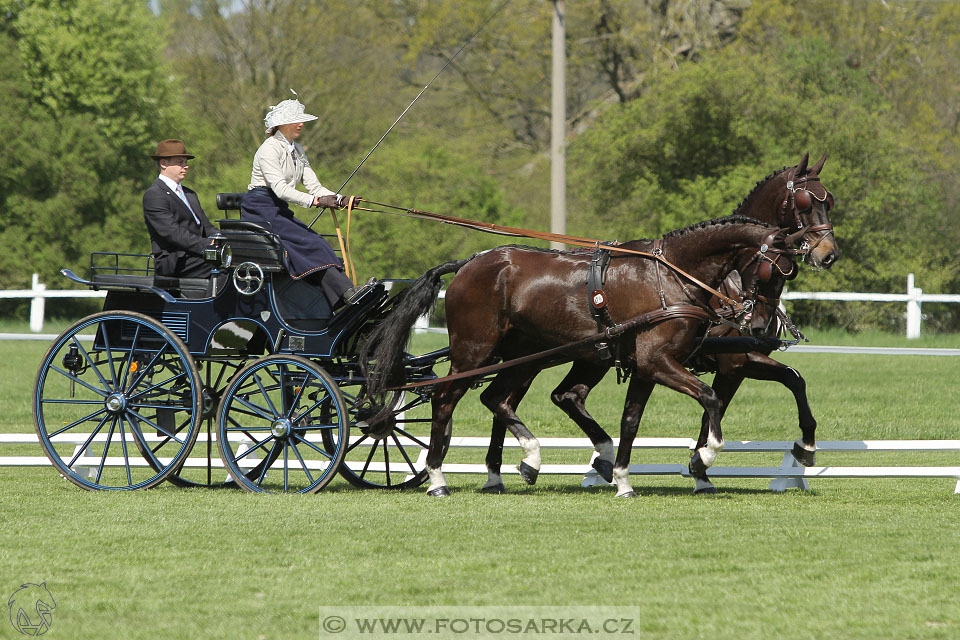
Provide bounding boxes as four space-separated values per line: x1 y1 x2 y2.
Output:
354 199 763 312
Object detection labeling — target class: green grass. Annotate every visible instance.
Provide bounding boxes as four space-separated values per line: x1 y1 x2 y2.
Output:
1 332 958 639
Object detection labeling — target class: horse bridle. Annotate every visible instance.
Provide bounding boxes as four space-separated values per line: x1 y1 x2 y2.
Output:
780 171 835 260
716 231 798 334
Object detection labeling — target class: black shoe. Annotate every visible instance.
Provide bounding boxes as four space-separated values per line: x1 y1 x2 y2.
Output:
342 277 376 305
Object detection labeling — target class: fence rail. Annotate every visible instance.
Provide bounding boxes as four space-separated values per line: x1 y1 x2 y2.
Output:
6 272 960 338
4 433 957 493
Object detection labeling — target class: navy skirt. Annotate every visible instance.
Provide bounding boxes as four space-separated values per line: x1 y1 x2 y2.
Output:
240 187 343 279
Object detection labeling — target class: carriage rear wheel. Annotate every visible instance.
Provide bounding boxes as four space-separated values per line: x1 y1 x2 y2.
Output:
33 311 202 490
216 355 348 493
324 383 430 489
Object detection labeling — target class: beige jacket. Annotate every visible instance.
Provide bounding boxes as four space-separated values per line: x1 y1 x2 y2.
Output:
247 130 337 208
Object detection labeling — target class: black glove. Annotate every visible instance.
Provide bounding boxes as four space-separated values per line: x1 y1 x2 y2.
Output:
315 195 339 209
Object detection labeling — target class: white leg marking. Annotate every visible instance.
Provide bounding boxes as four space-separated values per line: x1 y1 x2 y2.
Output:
698 433 725 468
595 440 615 464
426 467 447 492
613 466 634 497
517 436 541 470
795 438 816 452
482 470 504 490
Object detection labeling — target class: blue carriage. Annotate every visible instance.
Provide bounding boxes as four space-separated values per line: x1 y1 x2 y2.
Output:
32 194 445 493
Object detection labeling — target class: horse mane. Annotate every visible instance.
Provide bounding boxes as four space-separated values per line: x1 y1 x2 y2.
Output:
662 214 768 240
730 166 790 217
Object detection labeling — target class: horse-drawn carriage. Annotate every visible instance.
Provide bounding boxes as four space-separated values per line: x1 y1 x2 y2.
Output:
33 153 839 497
32 193 446 493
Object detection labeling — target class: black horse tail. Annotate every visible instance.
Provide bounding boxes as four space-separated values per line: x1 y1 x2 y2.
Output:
360 255 476 398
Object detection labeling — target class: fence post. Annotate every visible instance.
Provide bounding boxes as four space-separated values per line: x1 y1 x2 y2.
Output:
30 273 46 333
906 273 922 339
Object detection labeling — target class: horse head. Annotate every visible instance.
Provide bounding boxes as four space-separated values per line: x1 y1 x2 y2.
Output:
734 152 840 270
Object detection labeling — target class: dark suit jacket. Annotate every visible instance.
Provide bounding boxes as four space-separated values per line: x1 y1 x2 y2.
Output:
142 179 218 276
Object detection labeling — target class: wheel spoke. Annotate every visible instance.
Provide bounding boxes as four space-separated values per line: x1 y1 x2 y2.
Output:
231 393 276 422
127 370 188 402
346 433 369 454
393 427 430 450
66 413 112 467
125 408 185 444
99 323 120 389
391 432 420 475
125 343 170 395
289 440 315 485
48 365 109 398
94 416 119 484
48 407 109 438
118 416 133 486
382 439 391 486
72 336 112 390
233 434 273 461
359 441 378 479
252 372 280 418
283 440 289 492
256 439 280 486
291 433 333 459
119 324 142 391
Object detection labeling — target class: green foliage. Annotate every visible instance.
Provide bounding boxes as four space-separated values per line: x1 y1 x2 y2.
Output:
0 0 181 290
569 36 952 328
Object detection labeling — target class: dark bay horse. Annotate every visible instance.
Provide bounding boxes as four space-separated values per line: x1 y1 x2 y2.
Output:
363 217 789 497
480 152 839 495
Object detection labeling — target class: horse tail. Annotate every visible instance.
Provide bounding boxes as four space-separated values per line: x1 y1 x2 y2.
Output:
360 255 476 397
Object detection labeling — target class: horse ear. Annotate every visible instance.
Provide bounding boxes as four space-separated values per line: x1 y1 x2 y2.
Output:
796 152 809 176
810 151 827 175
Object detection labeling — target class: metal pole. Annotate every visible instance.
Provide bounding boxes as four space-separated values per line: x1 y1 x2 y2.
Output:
550 0 566 250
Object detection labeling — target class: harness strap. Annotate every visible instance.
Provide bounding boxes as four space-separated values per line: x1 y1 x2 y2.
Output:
391 304 715 390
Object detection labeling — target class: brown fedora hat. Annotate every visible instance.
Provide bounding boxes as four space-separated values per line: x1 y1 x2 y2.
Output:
149 139 195 160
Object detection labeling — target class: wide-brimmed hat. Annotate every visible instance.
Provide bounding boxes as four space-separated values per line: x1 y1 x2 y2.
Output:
149 139 195 160
264 89 318 132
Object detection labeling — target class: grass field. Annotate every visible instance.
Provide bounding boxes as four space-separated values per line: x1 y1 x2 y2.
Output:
1 326 958 639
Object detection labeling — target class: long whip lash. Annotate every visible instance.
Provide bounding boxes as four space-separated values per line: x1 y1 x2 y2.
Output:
308 0 513 229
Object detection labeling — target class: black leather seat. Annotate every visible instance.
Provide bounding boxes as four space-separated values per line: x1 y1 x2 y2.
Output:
218 219 285 272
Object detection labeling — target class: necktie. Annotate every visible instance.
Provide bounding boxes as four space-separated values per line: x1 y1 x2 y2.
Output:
176 185 201 226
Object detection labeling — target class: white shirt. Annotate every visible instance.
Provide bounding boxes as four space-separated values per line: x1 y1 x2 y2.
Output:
158 174 200 225
247 130 337 208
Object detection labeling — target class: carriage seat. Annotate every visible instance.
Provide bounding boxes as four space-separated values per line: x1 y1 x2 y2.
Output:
217 219 285 272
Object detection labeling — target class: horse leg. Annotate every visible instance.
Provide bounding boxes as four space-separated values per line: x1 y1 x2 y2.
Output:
691 372 744 494
480 366 542 486
551 362 615 482
612 376 655 498
481 372 534 493
644 359 726 487
425 379 472 497
736 354 818 466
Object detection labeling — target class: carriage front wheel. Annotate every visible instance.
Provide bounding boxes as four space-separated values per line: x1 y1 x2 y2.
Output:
33 311 202 490
216 355 348 493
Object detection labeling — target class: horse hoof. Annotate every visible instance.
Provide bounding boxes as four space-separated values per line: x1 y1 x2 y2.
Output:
427 486 451 498
693 485 718 495
615 491 638 498
792 442 816 467
688 452 707 477
592 458 614 483
519 461 539 485
479 483 506 494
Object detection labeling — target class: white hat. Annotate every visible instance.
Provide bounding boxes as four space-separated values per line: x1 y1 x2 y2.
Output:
264 89 318 132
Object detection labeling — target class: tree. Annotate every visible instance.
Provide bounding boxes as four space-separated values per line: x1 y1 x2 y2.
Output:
0 0 182 292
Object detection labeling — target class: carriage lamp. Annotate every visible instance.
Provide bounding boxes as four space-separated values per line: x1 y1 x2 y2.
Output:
62 344 82 373
204 233 233 269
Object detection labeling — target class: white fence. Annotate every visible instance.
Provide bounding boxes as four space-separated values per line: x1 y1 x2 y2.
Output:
4 433 958 493
6 272 960 338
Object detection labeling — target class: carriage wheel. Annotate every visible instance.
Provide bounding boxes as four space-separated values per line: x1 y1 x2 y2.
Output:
164 358 248 489
324 382 430 489
33 311 202 490
216 355 348 493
